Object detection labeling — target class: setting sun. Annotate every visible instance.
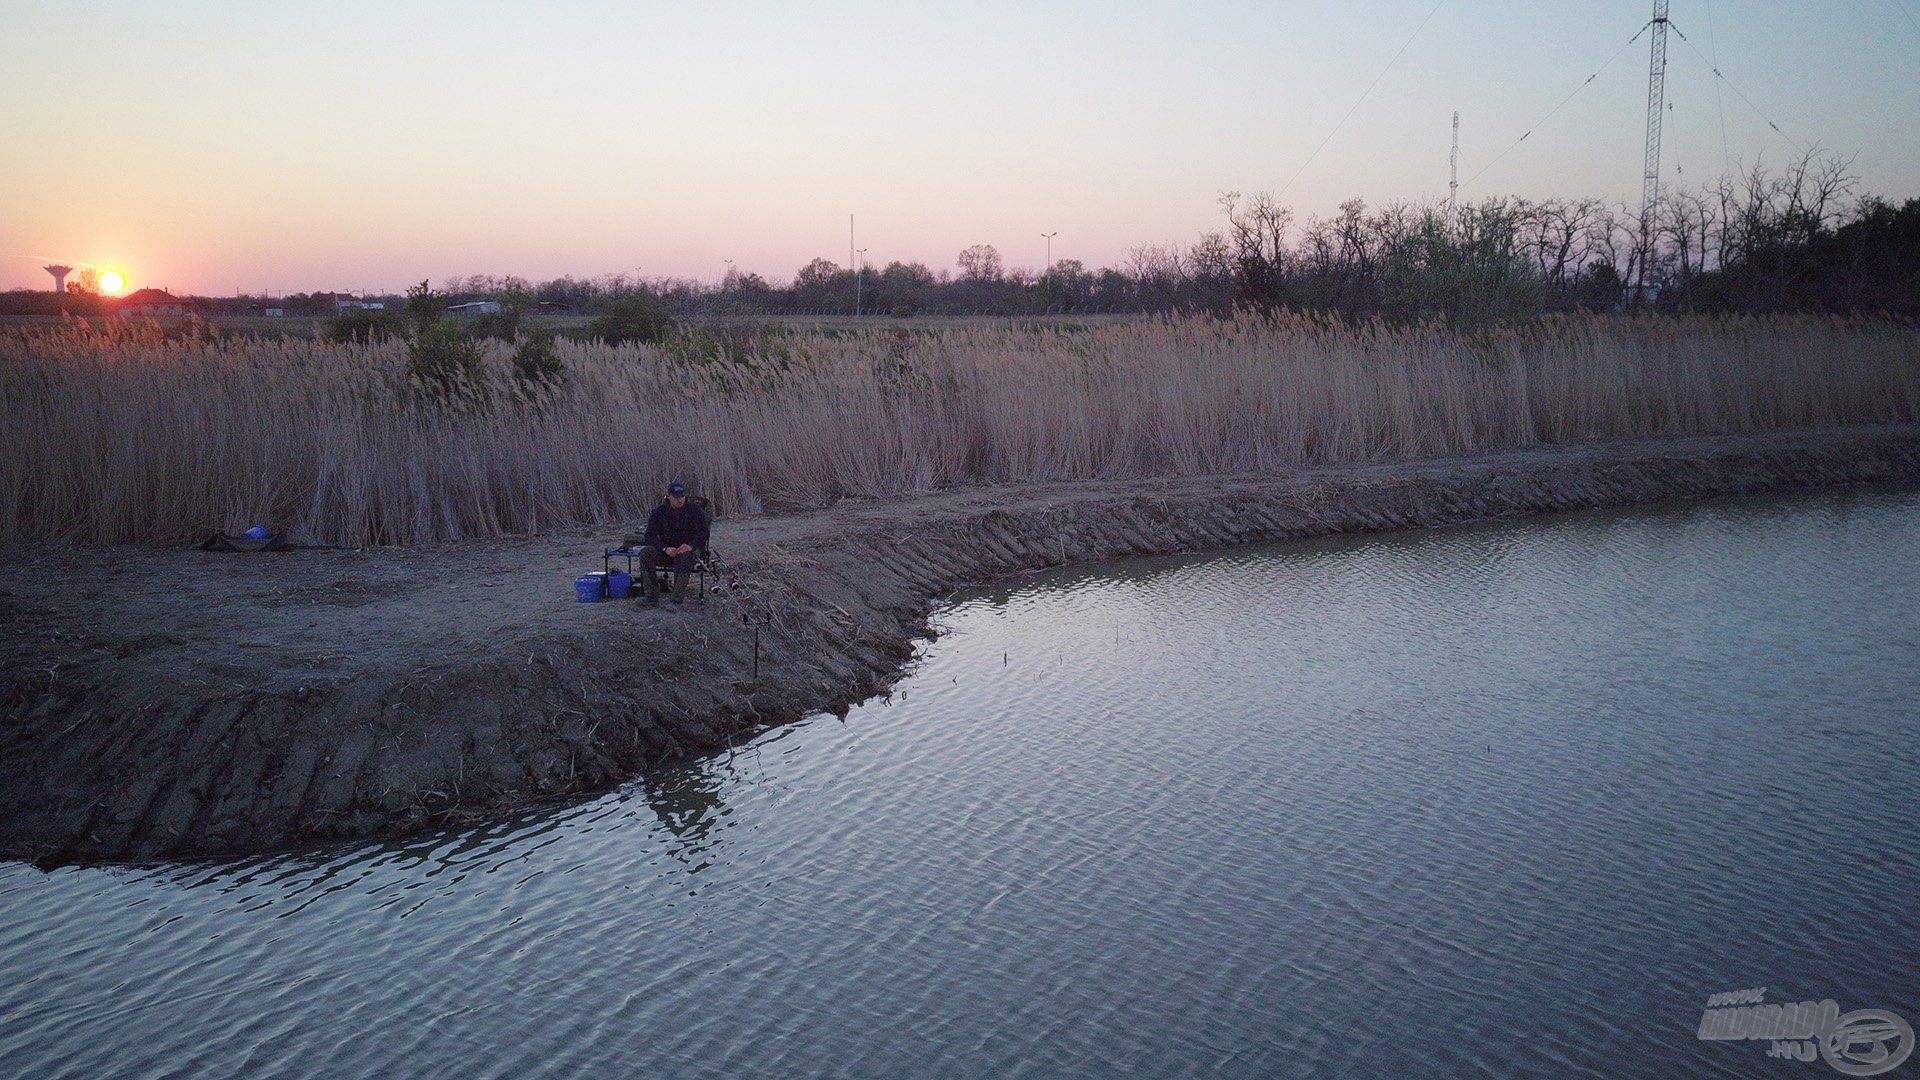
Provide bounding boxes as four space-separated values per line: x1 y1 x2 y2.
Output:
2 6 1919 1077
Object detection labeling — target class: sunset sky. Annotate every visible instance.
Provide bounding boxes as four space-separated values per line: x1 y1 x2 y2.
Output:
3 0 1916 295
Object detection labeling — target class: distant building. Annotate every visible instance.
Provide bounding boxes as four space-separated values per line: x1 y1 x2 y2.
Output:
263 307 286 317
321 293 385 311
445 301 503 317
118 288 191 317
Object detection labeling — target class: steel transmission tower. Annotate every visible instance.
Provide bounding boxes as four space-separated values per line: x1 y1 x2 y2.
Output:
1448 111 1460 213
1638 0 1670 290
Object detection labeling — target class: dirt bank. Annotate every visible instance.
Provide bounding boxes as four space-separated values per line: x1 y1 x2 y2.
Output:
4 424 1918 864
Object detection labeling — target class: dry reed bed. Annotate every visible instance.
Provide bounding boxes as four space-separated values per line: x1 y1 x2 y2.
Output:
3 314 1916 546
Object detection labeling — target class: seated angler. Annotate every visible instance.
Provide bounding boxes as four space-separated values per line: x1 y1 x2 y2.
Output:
632 481 709 606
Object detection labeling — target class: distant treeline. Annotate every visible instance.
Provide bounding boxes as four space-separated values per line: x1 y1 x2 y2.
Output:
7 152 1914 327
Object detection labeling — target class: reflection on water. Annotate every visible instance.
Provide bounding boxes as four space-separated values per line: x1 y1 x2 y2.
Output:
3 487 1918 1079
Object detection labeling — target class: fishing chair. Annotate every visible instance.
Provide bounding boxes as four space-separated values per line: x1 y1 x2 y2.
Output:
604 496 716 601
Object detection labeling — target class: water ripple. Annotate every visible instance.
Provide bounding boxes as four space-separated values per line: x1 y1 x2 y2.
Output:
3 487 1918 1078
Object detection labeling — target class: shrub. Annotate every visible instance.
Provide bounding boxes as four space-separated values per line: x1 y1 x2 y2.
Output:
657 324 796 372
468 287 530 341
323 307 404 342
587 295 675 345
511 332 565 386
404 280 447 334
406 322 486 400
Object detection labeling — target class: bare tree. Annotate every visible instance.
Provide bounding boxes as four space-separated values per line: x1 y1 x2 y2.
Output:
1219 191 1294 310
1781 147 1859 242
1518 198 1607 289
956 245 1003 282
1658 189 1718 284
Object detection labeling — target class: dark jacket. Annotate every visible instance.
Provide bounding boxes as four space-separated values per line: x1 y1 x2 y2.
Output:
644 500 710 551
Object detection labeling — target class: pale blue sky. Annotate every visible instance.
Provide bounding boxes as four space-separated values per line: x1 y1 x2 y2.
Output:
2 0 1915 293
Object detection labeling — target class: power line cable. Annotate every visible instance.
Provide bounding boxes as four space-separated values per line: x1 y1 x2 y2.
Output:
1894 0 1920 35
1668 99 1683 183
1277 0 1446 196
1667 21 1790 141
1462 20 1647 189
1703 0 1732 173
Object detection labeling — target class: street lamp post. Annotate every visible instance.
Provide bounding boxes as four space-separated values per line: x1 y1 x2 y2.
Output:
1040 232 1058 311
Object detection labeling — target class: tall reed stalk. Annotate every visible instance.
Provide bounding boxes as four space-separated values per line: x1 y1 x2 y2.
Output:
3 314 1915 546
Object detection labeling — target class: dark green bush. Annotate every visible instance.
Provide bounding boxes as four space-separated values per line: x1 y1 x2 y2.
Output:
660 324 724 365
511 331 565 385
407 321 486 399
587 295 675 345
404 280 447 334
323 307 404 342
467 286 530 341
657 323 796 371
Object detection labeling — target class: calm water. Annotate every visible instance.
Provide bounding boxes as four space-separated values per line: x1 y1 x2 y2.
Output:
4 488 1918 1079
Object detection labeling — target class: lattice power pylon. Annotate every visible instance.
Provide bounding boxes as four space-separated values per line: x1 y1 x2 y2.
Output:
1638 0 1671 288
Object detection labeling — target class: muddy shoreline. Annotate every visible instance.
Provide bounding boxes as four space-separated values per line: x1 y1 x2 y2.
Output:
4 424 1918 865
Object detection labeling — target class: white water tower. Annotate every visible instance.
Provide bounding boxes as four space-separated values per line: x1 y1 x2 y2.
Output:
45 264 72 293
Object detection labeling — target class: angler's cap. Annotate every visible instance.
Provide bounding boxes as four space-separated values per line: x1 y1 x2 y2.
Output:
666 481 688 496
